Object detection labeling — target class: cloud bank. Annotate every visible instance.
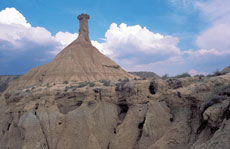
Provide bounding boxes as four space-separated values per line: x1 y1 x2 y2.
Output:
0 8 78 74
0 4 230 76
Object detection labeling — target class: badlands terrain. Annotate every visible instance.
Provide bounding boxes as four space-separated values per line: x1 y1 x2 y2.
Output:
0 13 230 149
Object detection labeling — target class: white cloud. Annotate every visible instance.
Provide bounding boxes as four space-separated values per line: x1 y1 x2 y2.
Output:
195 0 230 52
0 7 31 28
127 56 185 76
1 6 229 76
0 7 79 55
0 8 60 52
55 32 78 46
94 23 180 58
188 69 209 76
195 0 230 22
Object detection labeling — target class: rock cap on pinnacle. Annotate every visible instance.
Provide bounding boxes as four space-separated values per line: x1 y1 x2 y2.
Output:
77 13 90 43
7 13 135 89
77 13 90 20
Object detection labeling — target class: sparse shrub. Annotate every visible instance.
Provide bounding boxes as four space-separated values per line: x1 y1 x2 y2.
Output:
207 74 213 77
112 65 120 69
134 77 147 81
162 74 169 80
100 80 111 86
174 73 191 78
123 78 130 82
77 82 89 88
89 82 95 87
213 69 222 76
64 86 76 91
115 78 130 90
194 74 205 77
63 81 68 84
212 69 228 76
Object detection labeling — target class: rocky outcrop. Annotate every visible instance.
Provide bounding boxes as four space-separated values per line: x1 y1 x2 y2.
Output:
9 14 134 90
1 73 230 149
1 13 230 149
0 75 20 93
221 66 230 74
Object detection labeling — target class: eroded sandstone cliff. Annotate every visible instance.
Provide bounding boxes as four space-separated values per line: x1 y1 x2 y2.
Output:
0 73 230 149
1 13 230 149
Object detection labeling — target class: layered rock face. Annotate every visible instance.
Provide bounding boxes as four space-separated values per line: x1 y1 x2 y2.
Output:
1 13 230 149
0 75 20 93
1 73 230 149
10 14 133 89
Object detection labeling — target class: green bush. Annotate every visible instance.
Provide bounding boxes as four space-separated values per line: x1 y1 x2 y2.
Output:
63 80 69 84
174 73 191 78
212 69 227 76
99 80 111 86
89 82 95 87
213 69 222 76
162 74 169 80
77 82 89 88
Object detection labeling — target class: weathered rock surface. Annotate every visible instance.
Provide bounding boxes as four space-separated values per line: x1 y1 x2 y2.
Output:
9 14 134 90
0 73 230 149
221 66 230 74
1 13 230 149
0 75 20 93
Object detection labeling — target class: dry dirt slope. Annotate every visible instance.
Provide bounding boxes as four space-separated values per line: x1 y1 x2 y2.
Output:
0 73 230 149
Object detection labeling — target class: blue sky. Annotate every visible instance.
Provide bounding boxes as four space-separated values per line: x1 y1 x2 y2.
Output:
0 0 230 76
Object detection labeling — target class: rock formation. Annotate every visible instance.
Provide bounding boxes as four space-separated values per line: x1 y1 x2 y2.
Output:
1 71 230 149
0 75 20 93
10 13 134 90
1 13 230 149
221 66 230 74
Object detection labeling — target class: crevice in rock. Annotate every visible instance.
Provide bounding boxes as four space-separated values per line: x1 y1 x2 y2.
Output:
34 103 39 116
93 88 102 100
196 119 208 134
225 109 230 120
138 117 146 129
76 101 83 107
68 95 77 99
113 100 129 137
113 128 116 134
210 127 219 135
201 96 225 115
222 104 230 120
34 111 50 149
177 91 182 98
107 142 110 149
149 81 157 94
134 116 146 148
57 100 83 114
7 123 11 131
117 100 129 122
